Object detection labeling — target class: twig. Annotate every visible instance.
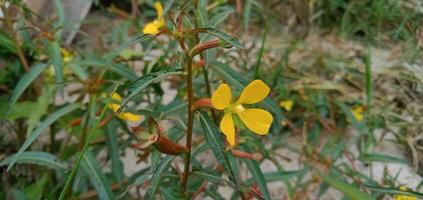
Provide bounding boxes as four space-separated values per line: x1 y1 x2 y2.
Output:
1 5 30 71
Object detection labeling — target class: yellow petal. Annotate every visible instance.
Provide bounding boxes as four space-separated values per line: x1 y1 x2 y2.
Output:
220 113 235 145
211 83 232 110
154 2 163 18
351 106 364 122
237 80 270 104
394 187 416 200
238 108 273 135
118 112 141 122
143 22 160 35
108 103 120 112
280 100 294 111
111 92 122 101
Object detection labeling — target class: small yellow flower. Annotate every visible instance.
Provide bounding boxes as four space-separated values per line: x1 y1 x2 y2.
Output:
211 80 273 146
394 186 416 200
280 100 294 111
351 106 364 122
60 48 74 63
108 93 141 121
143 2 165 35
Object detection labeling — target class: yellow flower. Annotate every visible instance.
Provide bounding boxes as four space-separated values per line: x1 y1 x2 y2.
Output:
108 93 141 121
60 48 74 63
143 2 165 35
211 80 273 146
280 100 294 111
351 106 364 122
394 186 416 200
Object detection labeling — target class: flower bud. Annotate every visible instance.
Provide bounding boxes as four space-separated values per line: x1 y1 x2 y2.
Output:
189 39 233 57
192 98 213 110
231 149 264 162
146 118 187 155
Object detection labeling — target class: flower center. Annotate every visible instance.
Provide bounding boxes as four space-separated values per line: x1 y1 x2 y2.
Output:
233 104 245 114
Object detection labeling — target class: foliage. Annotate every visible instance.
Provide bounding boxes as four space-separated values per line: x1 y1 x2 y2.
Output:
1 0 422 199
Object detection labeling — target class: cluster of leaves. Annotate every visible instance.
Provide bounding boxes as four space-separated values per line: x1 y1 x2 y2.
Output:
1 0 423 200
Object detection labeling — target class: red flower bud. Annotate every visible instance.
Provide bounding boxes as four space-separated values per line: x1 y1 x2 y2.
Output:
189 39 232 57
231 149 264 162
192 98 213 110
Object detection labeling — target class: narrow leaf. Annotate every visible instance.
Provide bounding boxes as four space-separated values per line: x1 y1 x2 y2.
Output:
47 40 64 95
145 155 175 199
0 151 68 171
197 28 243 49
119 66 184 112
318 171 375 200
197 111 239 189
7 103 80 170
359 153 407 164
364 184 423 199
240 145 271 200
81 151 115 200
6 63 47 118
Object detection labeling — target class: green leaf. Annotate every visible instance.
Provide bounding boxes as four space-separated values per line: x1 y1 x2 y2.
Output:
5 63 47 119
209 8 234 27
81 151 115 200
68 63 88 80
103 34 152 64
317 171 375 200
120 66 184 112
7 103 80 170
363 52 372 108
364 184 423 199
197 28 243 49
47 40 64 95
191 169 226 185
240 145 271 200
1 101 37 120
197 111 239 189
145 155 175 199
53 0 66 30
246 169 307 184
26 87 52 136
105 123 124 181
11 188 28 200
0 151 68 171
209 61 283 132
359 153 407 164
24 174 48 200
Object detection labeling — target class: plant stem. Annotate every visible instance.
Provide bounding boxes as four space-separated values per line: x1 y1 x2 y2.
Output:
182 54 194 192
1 5 30 71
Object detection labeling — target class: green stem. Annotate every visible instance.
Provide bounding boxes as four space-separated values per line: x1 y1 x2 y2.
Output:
182 55 194 192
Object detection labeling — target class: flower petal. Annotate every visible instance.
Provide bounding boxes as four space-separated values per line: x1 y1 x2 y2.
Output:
211 83 232 110
154 2 163 19
118 112 141 122
351 106 364 122
280 100 294 111
220 113 235 145
237 80 270 104
108 103 120 112
143 22 160 35
111 92 122 101
238 108 273 135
